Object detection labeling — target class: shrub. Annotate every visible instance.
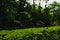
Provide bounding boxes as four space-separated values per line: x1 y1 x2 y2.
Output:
0 26 60 40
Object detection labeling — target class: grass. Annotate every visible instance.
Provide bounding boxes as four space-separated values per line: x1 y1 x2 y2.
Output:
0 26 60 40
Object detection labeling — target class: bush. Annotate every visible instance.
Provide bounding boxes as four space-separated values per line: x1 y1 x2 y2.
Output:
0 26 60 40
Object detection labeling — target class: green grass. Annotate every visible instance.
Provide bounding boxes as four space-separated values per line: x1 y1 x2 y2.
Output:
0 26 60 40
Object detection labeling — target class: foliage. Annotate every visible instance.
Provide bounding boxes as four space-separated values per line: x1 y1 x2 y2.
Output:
0 26 60 40
49 1 60 25
0 0 60 29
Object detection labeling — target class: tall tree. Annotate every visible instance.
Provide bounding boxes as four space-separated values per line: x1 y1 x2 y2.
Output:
49 2 60 25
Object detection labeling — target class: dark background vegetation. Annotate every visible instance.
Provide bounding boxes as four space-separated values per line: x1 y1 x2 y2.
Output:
0 0 60 29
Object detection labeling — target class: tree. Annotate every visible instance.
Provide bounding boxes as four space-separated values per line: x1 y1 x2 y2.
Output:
49 1 60 25
0 0 18 29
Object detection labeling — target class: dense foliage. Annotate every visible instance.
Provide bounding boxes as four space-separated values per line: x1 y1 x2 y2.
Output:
0 26 60 40
0 0 60 29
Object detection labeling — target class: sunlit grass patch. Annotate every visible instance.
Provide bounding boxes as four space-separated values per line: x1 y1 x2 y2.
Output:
0 26 60 40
